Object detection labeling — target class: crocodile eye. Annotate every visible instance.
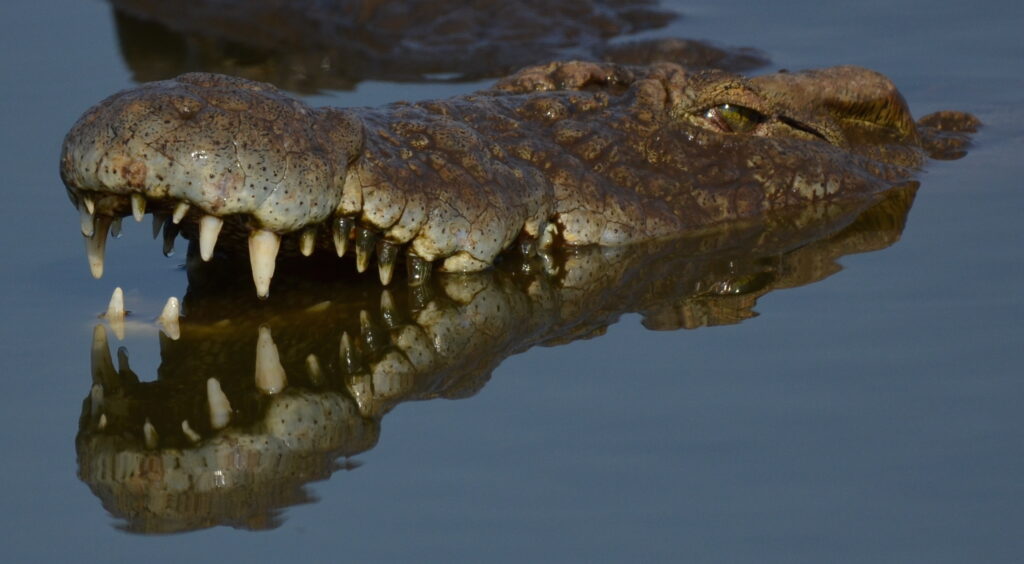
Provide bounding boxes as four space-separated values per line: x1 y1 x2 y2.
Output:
704 104 766 133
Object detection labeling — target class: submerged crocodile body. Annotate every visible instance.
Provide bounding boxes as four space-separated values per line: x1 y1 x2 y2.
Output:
109 0 767 90
60 60 976 297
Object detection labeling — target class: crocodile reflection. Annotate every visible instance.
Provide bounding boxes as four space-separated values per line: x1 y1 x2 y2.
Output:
77 185 916 533
110 0 767 92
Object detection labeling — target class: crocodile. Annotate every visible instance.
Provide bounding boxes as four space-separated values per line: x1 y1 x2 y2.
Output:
60 61 977 298
108 0 767 90
77 185 919 532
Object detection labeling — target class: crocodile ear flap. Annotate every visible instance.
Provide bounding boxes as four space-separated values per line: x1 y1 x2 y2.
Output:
751 65 920 147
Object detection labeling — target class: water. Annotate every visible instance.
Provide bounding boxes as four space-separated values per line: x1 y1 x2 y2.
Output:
1 0 1022 561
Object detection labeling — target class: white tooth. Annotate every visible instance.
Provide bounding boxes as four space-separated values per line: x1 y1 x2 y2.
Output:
84 216 111 279
158 297 181 340
105 287 125 321
181 420 201 443
143 418 159 449
172 202 190 224
79 204 94 237
83 195 95 215
305 354 324 386
97 413 107 430
255 325 287 394
198 215 223 262
300 227 316 257
131 194 146 222
248 230 280 299
206 377 232 430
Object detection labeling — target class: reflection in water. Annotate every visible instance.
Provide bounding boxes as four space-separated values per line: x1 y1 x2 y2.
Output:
76 185 916 533
110 0 765 92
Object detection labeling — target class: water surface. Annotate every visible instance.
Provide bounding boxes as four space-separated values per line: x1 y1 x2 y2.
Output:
1 0 1021 562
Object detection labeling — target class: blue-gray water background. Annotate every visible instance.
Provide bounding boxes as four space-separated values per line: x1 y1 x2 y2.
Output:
1 0 1021 561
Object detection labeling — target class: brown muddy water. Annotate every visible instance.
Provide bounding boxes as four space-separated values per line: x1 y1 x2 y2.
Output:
1 0 1022 561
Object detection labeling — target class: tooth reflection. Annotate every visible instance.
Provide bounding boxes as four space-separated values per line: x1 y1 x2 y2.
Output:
143 418 158 449
158 297 181 340
206 377 232 430
255 326 287 394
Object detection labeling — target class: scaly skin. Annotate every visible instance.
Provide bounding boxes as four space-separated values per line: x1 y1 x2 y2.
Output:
60 61 977 294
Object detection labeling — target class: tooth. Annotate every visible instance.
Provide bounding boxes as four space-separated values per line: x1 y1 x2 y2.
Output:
143 418 159 449
299 227 317 257
355 226 376 273
162 221 179 256
84 216 112 279
110 217 122 239
90 324 115 388
254 325 287 394
360 309 384 354
105 287 125 321
248 229 280 299
380 289 399 328
83 195 95 215
333 217 354 257
305 354 324 387
131 194 146 222
172 201 190 224
158 297 181 340
97 413 107 430
339 331 360 374
198 215 223 261
151 213 167 239
407 254 432 286
206 377 232 430
376 241 398 285
539 222 556 249
79 204 94 237
181 420 201 443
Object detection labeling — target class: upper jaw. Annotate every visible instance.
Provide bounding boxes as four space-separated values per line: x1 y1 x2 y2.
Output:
60 72 350 234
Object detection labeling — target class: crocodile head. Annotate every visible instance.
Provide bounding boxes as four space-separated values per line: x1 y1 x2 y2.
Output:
60 62 977 297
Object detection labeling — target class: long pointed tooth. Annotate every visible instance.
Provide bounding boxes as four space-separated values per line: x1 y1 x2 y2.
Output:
143 418 159 449
162 221 179 256
80 204 94 237
355 226 376 273
105 287 125 321
109 217 122 239
151 213 167 239
83 195 95 215
248 229 280 299
339 331 360 374
158 297 181 340
198 215 223 262
172 201 190 224
407 253 431 286
85 216 112 279
131 194 146 222
255 325 287 394
181 420 201 443
207 377 232 430
333 217 354 257
299 227 317 257
377 241 398 285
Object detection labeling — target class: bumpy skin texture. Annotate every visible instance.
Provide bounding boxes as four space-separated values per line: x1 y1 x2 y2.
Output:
60 61 976 274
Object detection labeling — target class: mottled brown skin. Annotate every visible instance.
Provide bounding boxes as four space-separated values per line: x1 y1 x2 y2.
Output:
60 61 977 277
